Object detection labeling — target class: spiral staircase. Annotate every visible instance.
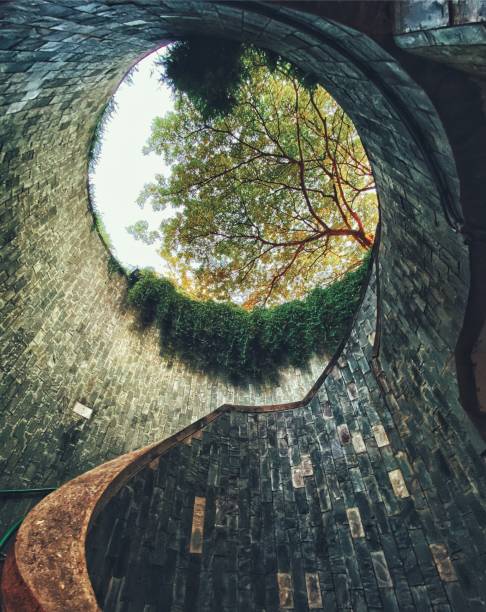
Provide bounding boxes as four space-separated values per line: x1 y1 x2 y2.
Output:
2 1 486 610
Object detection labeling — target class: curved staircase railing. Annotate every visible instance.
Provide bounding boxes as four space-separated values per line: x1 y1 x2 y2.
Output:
1 259 375 611
0 389 328 611
0 407 228 611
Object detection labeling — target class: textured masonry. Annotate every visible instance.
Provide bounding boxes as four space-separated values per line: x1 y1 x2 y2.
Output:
86 281 486 610
1 1 486 609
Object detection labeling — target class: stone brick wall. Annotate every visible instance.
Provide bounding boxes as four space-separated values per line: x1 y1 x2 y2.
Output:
86 279 486 610
395 0 486 34
1 0 485 542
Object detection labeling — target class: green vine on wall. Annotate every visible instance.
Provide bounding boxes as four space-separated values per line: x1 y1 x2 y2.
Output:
86 48 372 383
125 254 371 383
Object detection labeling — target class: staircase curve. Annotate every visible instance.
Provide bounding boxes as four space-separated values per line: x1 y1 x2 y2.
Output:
3 261 486 611
2 1 486 610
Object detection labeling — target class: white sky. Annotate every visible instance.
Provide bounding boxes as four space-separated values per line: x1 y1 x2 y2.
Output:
90 47 173 273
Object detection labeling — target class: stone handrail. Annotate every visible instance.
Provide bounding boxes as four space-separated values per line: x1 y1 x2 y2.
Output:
0 407 226 611
0 252 376 611
0 390 326 611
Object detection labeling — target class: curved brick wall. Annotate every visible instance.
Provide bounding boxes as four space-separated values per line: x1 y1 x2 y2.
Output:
1 0 485 562
85 276 486 610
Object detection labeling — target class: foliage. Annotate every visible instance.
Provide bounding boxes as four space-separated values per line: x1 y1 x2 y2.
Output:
160 37 247 120
126 219 161 245
136 55 377 307
91 208 112 249
107 254 126 276
88 97 118 172
88 62 138 171
90 209 126 276
158 38 317 120
89 183 126 276
126 254 371 383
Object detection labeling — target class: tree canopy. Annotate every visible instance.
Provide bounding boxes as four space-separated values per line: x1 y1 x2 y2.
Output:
157 37 317 120
131 45 378 307
158 37 248 120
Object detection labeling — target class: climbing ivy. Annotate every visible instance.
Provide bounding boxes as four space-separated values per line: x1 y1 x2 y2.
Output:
158 37 318 120
126 254 371 383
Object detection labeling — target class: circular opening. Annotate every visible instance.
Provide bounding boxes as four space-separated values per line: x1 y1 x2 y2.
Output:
89 41 378 309
86 37 381 383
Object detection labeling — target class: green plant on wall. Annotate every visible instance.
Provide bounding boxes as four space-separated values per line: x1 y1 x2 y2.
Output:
126 253 371 383
159 37 318 120
89 201 125 276
88 98 127 276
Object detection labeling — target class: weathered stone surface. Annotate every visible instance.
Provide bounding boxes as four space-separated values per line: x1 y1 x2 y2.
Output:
189 496 206 554
301 454 313 477
1 3 486 611
0 7 483 539
291 466 305 489
388 468 410 499
346 507 366 539
372 424 390 448
352 432 367 454
85 311 486 610
305 573 323 609
337 424 351 445
73 401 93 420
277 573 294 609
371 550 394 588
429 544 457 583
395 0 449 33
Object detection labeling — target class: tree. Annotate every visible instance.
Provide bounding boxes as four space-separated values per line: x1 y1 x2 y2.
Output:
134 53 378 307
156 37 317 121
158 37 247 120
